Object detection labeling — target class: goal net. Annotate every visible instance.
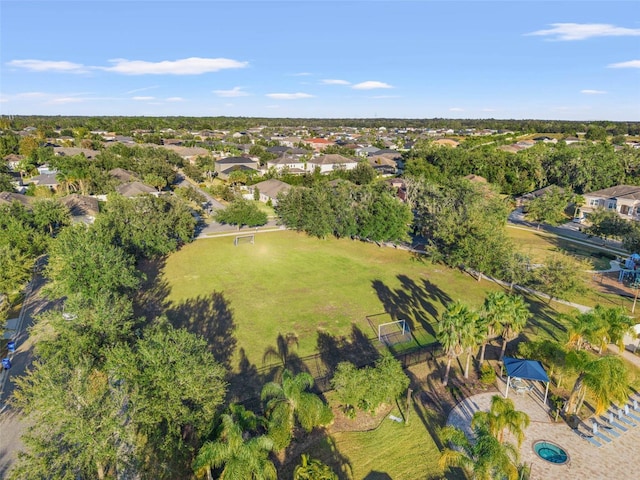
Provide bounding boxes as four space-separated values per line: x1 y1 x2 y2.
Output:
378 319 411 346
234 234 255 246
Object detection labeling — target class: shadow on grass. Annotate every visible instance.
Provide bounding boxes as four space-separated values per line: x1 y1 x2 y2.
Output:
276 429 353 480
261 332 308 381
167 291 237 371
363 471 392 480
371 275 452 341
317 324 380 377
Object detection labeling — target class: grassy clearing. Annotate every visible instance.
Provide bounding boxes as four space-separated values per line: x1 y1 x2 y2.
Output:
157 231 502 369
506 226 615 270
327 403 444 480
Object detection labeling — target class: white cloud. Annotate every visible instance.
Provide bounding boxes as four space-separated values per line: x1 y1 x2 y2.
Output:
16 92 48 98
581 89 607 95
126 85 159 94
608 59 640 68
213 86 250 97
104 57 248 75
352 81 393 90
371 95 400 99
292 72 312 76
482 108 496 112
166 97 184 102
132 96 155 101
321 79 351 85
0 96 8 103
526 23 640 41
265 92 314 100
449 107 464 112
7 59 89 73
48 97 85 104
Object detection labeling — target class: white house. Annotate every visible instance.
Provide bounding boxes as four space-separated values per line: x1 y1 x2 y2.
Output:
583 185 640 220
307 154 358 174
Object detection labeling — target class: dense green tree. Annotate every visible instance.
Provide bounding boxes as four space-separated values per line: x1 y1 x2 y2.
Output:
96 193 197 259
408 177 512 279
45 224 140 299
215 197 268 227
623 221 640 253
108 321 228 471
525 186 570 227
534 253 589 303
586 208 632 242
261 370 333 451
331 353 409 416
348 161 376 185
32 198 71 236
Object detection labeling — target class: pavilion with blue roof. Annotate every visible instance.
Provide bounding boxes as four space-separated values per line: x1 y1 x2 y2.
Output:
502 356 550 404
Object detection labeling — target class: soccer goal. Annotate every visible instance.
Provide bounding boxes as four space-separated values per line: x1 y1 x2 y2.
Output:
234 234 255 246
378 319 411 346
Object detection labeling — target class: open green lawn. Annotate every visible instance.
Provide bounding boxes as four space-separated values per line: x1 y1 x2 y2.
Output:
157 231 502 370
506 226 615 271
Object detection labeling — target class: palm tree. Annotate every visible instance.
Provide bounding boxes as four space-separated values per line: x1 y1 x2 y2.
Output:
261 370 333 451
192 405 276 480
594 305 635 353
564 310 603 351
293 454 338 480
460 311 483 379
437 301 474 386
478 291 510 364
472 395 530 447
563 351 630 416
439 424 520 480
498 294 531 360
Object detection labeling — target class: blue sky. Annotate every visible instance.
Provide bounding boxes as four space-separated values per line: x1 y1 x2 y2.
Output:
1 1 639 120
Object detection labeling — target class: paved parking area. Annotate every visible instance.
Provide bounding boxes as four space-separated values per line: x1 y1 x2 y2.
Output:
447 378 640 479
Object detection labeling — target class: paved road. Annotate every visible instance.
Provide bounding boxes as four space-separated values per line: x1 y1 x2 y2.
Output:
0 274 58 477
175 171 225 210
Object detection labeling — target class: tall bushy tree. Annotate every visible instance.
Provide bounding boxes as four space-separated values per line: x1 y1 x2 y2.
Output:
534 253 589 303
408 177 512 278
95 193 197 259
331 353 409 416
215 197 268 227
45 223 140 300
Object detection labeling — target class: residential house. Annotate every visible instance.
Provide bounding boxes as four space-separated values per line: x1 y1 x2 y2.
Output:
307 154 358 174
215 156 260 180
53 147 100 159
160 145 211 163
116 181 159 198
516 185 564 208
583 185 640 220
3 154 23 171
266 156 308 174
303 138 334 152
25 173 59 190
368 154 397 175
60 194 100 224
246 179 291 206
109 168 140 183
0 191 35 209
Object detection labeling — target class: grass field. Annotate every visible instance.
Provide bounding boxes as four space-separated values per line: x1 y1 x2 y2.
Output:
155 231 502 370
506 226 615 271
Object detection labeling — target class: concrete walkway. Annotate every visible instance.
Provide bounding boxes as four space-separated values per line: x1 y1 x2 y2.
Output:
447 379 640 479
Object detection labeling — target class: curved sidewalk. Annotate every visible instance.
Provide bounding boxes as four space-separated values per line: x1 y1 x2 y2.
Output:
446 378 640 479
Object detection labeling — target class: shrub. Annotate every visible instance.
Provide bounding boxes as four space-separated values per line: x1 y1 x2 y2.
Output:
479 364 496 385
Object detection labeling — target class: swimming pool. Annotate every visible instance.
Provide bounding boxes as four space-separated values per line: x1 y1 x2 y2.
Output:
533 441 569 465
